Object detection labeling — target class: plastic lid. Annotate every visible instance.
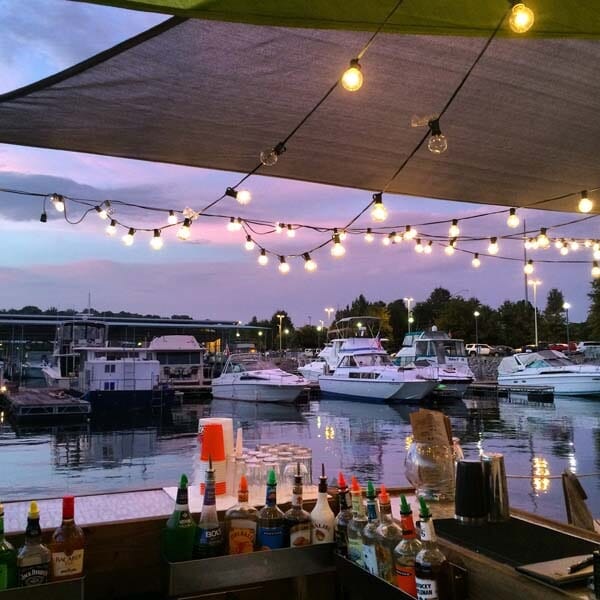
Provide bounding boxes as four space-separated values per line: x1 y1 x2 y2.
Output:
63 495 75 519
378 484 389 504
267 469 277 486
239 475 248 493
179 474 188 488
418 496 431 519
351 476 360 492
28 501 39 518
366 480 376 499
338 472 347 488
400 494 412 515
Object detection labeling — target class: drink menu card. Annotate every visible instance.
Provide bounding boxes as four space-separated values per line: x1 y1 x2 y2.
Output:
409 408 453 445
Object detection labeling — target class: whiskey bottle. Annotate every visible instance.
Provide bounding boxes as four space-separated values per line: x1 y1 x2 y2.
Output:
415 497 448 600
334 472 353 556
284 463 312 547
310 463 335 544
360 480 379 575
0 503 17 589
346 477 367 567
17 501 50 587
393 495 422 597
256 469 285 550
375 485 403 584
163 474 196 562
224 475 258 554
193 457 224 558
49 496 85 581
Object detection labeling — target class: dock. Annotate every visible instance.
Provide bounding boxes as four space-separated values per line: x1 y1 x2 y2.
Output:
1 387 91 419
466 382 554 404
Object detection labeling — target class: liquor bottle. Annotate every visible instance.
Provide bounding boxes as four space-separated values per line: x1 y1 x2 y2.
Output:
163 474 196 562
310 463 335 544
224 475 258 554
375 485 403 584
393 495 422 597
193 457 224 558
334 471 353 556
346 476 367 567
360 480 379 575
17 501 50 586
415 497 448 600
284 463 312 547
256 469 285 550
49 496 85 581
0 503 17 589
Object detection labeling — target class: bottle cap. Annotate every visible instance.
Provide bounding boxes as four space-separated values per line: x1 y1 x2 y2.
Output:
400 494 412 515
366 480 376 499
338 472 347 488
63 495 75 519
418 496 431 519
351 476 360 493
28 501 39 519
318 463 328 493
378 484 389 504
267 469 277 486
179 474 188 488
239 475 248 493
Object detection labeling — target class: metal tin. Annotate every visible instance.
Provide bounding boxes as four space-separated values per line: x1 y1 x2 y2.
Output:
482 452 510 522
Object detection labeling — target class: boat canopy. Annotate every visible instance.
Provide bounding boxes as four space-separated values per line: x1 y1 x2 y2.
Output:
330 316 381 340
498 350 572 374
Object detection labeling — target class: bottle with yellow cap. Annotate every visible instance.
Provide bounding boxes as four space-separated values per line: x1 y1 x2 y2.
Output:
17 501 50 586
0 502 17 589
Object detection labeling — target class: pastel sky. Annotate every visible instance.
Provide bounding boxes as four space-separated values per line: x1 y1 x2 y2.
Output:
0 0 596 326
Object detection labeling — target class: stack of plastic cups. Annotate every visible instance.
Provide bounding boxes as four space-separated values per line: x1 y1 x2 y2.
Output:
199 423 227 496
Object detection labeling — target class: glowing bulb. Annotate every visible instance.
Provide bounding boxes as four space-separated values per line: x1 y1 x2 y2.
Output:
260 142 285 167
594 249 600 261
560 244 569 256
364 228 374 243
122 228 135 246
488 237 499 255
509 3 534 34
428 118 447 154
341 59 363 92
382 236 391 247
537 228 549 248
167 210 178 225
105 219 117 236
303 253 317 272
150 229 163 250
275 222 283 234
424 241 433 254
472 253 481 268
524 259 534 275
507 208 520 228
278 256 290 274
593 261 600 278
371 193 387 222
51 193 65 213
245 235 255 251
258 250 269 266
177 218 192 240
393 231 403 244
554 239 563 250
415 239 424 253
578 190 593 213
339 229 348 241
227 217 242 232
524 239 532 250
584 240 592 248
405 225 417 240
594 242 600 252
286 224 296 238
95 205 108 220
445 240 455 256
448 219 460 238
331 234 346 257
237 189 251 205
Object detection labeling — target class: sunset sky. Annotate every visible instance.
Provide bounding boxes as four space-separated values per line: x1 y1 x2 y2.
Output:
0 0 596 327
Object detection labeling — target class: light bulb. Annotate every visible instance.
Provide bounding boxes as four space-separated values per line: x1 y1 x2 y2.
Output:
594 249 600 261
122 228 135 246
260 143 285 167
584 240 592 248
593 261 600 278
278 256 290 274
578 190 593 213
507 208 520 228
364 228 374 243
424 241 433 254
167 210 178 225
554 239 563 250
472 254 481 268
488 237 499 255
286 224 296 238
445 241 455 256
393 231 403 244
531 239 539 250
244 235 255 251
524 239 532 250
340 229 348 241
524 259 534 275
537 228 549 248
237 189 251 205
382 236 391 247
415 239 424 253
177 218 192 240
95 205 108 220
275 222 283 234
569 240 579 251
303 253 317 272
594 242 600 252
427 118 447 154
341 59 363 92
51 193 65 213
560 245 569 256
448 219 460 238
227 217 242 232
405 225 417 240
258 250 269 266
331 233 346 257
371 193 387 222
150 229 163 250
509 3 534 34
106 219 117 236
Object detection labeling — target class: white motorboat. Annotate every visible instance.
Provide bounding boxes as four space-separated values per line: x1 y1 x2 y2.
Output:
497 350 600 396
211 353 309 402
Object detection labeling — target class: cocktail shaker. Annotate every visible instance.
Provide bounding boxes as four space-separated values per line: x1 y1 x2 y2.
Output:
482 452 510 522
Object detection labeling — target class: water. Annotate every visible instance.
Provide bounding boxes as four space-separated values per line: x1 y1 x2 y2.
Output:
1 395 600 524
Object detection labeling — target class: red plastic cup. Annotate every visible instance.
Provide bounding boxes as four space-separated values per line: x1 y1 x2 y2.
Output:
200 423 225 462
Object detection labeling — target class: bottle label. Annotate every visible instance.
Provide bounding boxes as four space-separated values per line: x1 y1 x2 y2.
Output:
416 577 439 600
228 519 256 554
0 564 7 590
265 484 278 507
257 525 285 550
376 544 394 582
396 565 417 597
347 537 363 566
51 549 84 578
290 522 311 547
194 525 223 558
312 521 334 543
203 481 216 506
335 523 348 555
419 520 437 543
362 544 378 575
292 493 303 507
18 563 49 587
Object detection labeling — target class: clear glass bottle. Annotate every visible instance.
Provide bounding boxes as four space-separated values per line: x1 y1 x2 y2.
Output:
193 458 224 558
405 442 455 502
224 475 258 554
163 474 196 562
360 480 379 575
49 496 85 581
0 503 17 589
334 472 353 557
310 464 335 544
256 469 285 550
284 463 312 547
393 495 422 597
375 485 403 584
17 501 51 586
346 477 367 567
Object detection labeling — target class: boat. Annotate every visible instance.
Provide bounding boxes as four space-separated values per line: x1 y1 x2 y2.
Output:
393 328 474 398
497 350 600 396
211 353 309 402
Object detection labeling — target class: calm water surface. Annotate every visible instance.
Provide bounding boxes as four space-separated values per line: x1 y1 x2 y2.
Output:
1 395 600 524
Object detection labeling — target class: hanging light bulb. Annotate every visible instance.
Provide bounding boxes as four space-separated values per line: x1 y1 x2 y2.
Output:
448 219 460 238
415 239 424 253
167 210 178 225
150 229 163 250
488 237 499 255
524 259 534 275
594 249 600 261
594 242 600 252
286 224 296 238
275 222 283 234
584 239 592 248
260 142 286 167
341 58 363 92
445 239 456 255
122 228 135 246
370 193 388 222
227 217 242 232
331 233 346 257
578 190 593 213
424 241 433 254
382 235 392 247
507 208 520 228
364 228 374 243
524 238 532 250
592 261 600 279
51 193 65 213
509 2 534 34
405 225 417 240
278 256 290 274
472 253 481 268
393 231 403 244
554 239 563 250
106 219 117 236
537 228 549 248
225 187 252 206
560 243 569 256
258 249 269 266
244 235 255 251
95 204 108 220
569 240 579 251
531 238 539 250
340 229 348 241
177 218 192 240
303 253 317 272
427 118 447 154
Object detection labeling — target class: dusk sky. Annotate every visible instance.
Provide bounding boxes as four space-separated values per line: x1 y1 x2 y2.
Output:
0 0 596 327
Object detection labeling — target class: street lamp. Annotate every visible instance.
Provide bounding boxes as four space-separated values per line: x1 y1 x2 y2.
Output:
276 314 284 355
325 307 335 326
473 311 480 354
284 328 290 351
258 330 263 352
528 279 542 348
563 302 571 352
403 297 414 333
317 319 324 346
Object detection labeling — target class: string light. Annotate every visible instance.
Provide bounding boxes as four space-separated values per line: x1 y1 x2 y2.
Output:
560 242 569 256
177 218 192 240
570 240 579 251
341 59 363 92
415 239 424 253
95 204 108 220
106 219 117 236
393 231 403 244
508 2 534 34
331 233 346 257
260 142 286 167
227 217 242 232
51 193 65 212
427 118 447 154
167 210 178 225
507 208 520 228
340 229 348 241
578 190 593 213
524 238 533 250
122 228 135 246
286 224 296 238
594 249 600 261
226 187 252 205
537 228 550 248
472 253 481 268
40 211 47 223
445 239 456 255
449 219 460 238
594 242 600 252
424 241 433 254
370 193 388 222
592 261 600 278
258 249 269 266
275 222 283 234
244 235 255 251
364 228 374 243
488 237 499 255
150 229 163 250
584 240 593 248
278 256 290 274
405 225 417 240
554 239 563 250
382 235 391 247
524 259 534 275
303 253 317 272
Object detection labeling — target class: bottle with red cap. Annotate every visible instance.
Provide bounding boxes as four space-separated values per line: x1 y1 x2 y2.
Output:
334 472 353 557
49 496 85 581
346 476 367 567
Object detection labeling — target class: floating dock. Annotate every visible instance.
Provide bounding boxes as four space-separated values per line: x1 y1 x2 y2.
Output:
466 382 554 404
1 387 91 419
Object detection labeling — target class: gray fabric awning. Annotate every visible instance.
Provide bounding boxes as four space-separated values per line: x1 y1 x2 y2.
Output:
1 17 599 212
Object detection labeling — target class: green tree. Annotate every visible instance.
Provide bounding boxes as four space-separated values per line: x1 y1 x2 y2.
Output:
586 279 600 338
542 288 565 342
292 325 319 349
388 298 408 349
497 300 535 348
412 287 452 330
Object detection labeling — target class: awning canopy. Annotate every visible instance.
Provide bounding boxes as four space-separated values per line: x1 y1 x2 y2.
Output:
1 9 600 212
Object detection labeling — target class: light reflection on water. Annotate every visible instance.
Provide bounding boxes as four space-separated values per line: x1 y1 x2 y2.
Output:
1 395 600 523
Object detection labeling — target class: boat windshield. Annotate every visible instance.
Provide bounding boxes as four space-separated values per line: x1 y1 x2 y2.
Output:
526 357 573 369
351 353 392 367
415 340 466 360
226 355 275 373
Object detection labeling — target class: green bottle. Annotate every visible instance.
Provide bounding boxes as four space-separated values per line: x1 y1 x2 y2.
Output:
0 503 17 589
256 469 285 550
163 474 196 562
